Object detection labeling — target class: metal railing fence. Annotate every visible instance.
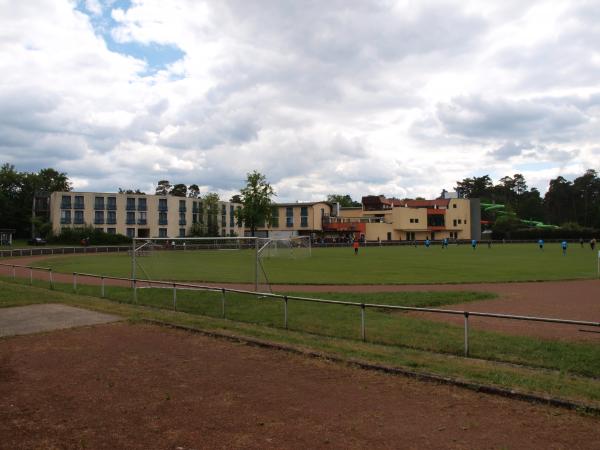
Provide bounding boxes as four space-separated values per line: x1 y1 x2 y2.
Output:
1 262 599 358
0 245 131 258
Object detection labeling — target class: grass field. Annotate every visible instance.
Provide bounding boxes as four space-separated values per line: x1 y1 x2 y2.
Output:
34 243 598 284
2 279 600 407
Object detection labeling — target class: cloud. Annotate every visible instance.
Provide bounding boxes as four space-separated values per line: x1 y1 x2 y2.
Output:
0 0 599 202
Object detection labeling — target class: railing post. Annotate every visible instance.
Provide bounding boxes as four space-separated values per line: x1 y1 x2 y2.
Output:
49 269 54 290
284 295 288 329
101 276 105 298
221 288 226 318
173 283 177 311
73 273 77 292
361 304 366 341
464 312 469 357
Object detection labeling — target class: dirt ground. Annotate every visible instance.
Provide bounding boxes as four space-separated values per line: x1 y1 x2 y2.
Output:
1 322 599 449
2 256 600 341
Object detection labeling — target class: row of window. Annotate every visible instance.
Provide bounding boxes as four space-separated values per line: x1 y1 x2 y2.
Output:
409 218 420 224
452 219 467 226
61 197 214 213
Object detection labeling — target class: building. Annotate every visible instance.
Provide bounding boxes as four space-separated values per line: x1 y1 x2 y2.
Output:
323 195 480 241
248 201 334 238
50 191 243 238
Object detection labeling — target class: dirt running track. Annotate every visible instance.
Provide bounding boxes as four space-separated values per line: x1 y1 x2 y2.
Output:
1 322 599 449
2 255 600 342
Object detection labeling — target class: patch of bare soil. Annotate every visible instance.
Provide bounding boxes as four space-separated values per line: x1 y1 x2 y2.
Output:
1 322 599 449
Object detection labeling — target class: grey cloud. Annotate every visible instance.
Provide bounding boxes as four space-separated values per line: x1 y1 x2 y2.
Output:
488 141 534 160
436 96 589 141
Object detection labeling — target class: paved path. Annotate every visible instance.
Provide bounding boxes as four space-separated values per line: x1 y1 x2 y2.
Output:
0 304 121 337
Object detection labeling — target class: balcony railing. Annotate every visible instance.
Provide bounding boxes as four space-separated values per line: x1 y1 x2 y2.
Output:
60 203 71 210
94 204 105 210
158 206 168 212
137 204 147 211
179 220 187 226
159 219 168 225
179 206 187 212
74 219 84 225
73 203 84 210
126 204 136 211
106 204 117 211
126 219 136 225
94 219 105 225
137 219 147 225
107 219 116 225
60 218 72 224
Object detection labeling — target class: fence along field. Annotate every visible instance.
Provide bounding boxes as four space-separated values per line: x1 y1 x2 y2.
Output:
30 242 599 285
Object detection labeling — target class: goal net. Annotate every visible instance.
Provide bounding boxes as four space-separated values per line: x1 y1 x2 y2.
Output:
131 236 312 293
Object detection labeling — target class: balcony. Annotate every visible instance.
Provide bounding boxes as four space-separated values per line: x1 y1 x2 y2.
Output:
106 204 117 211
126 219 136 225
94 219 105 225
179 206 187 212
74 219 84 225
60 218 72 224
60 203 72 210
158 206 168 212
126 204 136 211
94 204 105 210
137 219 147 225
73 203 84 210
137 205 147 211
107 219 116 225
179 219 187 226
159 219 168 225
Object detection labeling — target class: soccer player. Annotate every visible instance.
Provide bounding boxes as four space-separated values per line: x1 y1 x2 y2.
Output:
538 239 544 251
353 239 359 255
561 240 568 256
424 238 431 248
471 239 477 250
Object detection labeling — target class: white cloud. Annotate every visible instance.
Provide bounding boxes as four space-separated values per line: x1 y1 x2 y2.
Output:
0 0 599 201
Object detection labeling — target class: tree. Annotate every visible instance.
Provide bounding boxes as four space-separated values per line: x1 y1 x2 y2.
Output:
171 183 187 197
455 175 493 199
230 194 242 203
203 193 220 236
155 180 171 196
188 184 200 198
236 171 275 236
118 188 145 194
544 176 575 225
326 194 361 207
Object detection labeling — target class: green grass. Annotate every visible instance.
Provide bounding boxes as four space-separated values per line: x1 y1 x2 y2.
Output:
2 279 600 408
5 274 600 380
33 243 598 284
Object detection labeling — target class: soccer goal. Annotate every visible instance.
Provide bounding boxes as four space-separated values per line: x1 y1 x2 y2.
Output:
131 236 310 292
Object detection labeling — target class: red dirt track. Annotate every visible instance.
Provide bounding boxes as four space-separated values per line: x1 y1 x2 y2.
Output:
1 322 600 449
2 255 599 342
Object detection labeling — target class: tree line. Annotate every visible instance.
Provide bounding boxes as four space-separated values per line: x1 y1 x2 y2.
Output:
455 169 600 235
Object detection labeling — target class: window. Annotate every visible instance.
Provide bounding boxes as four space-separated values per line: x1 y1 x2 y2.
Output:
138 211 147 225
137 198 147 211
74 196 84 209
74 210 84 225
94 196 104 210
107 196 117 210
126 228 135 238
61 210 72 224
179 200 186 212
286 207 294 227
126 211 135 225
179 228 186 237
179 212 186 226
410 218 414 223
107 211 116 225
107 228 116 235
453 219 457 227
300 206 308 227
126 197 136 211
271 207 279 228
60 195 71 209
159 228 167 238
230 205 235 227
159 212 168 225
192 214 198 224
458 219 462 224
453 204 457 208
193 201 199 213
159 198 168 211
94 210 104 224
464 220 467 224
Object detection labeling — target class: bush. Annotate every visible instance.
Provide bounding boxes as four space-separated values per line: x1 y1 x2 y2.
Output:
49 226 132 245
492 227 599 240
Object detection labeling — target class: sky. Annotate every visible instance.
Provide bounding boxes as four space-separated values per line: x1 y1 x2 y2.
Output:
1 0 599 202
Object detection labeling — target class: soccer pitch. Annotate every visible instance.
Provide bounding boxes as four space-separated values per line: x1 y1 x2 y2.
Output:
35 243 598 284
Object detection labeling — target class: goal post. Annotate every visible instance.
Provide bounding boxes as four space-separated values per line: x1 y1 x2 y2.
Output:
131 236 311 292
